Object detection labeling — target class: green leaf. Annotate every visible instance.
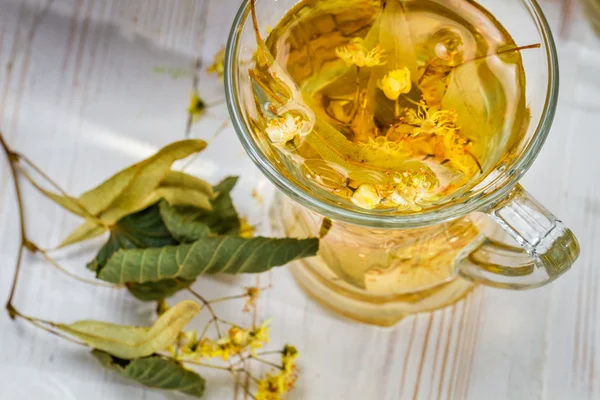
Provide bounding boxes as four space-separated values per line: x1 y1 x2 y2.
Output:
159 177 240 242
126 279 195 302
92 351 205 398
159 201 211 243
56 300 201 359
88 204 178 273
98 236 319 284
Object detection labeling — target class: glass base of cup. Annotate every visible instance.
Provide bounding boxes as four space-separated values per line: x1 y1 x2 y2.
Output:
269 192 477 326
289 255 474 326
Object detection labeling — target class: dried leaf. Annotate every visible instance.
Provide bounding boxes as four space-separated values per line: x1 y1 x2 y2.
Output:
155 187 213 211
305 116 410 174
58 140 206 246
59 221 106 249
92 350 205 398
319 218 333 238
56 300 201 359
88 204 178 273
97 236 319 284
377 0 418 76
160 171 214 198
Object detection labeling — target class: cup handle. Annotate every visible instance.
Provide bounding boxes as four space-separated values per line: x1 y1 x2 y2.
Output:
456 184 580 289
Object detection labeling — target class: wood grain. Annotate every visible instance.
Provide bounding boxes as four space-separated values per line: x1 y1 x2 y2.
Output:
0 0 599 399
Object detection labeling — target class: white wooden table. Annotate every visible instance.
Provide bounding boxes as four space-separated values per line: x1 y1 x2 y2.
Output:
0 0 599 399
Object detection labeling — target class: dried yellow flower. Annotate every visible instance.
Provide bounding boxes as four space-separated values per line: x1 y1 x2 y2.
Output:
187 91 206 121
404 101 459 137
378 67 412 100
335 38 386 68
207 47 225 81
265 114 307 145
243 286 261 312
390 170 440 211
256 344 299 400
239 217 255 239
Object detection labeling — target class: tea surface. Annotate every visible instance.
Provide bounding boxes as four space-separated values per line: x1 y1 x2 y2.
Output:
252 0 529 213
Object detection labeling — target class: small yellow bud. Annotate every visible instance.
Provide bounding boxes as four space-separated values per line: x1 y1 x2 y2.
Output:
378 67 412 100
351 184 381 209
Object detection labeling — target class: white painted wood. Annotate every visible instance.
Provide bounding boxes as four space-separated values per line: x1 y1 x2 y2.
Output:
0 0 598 399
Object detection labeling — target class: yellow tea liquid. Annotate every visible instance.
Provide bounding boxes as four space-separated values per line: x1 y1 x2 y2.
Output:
251 0 531 214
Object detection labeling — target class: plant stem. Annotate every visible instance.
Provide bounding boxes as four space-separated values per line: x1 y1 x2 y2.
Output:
176 357 234 372
37 246 119 288
187 288 223 337
0 131 27 319
250 355 283 370
7 305 88 346
457 43 541 68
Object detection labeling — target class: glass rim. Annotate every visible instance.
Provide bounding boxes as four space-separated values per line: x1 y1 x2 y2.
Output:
224 0 559 229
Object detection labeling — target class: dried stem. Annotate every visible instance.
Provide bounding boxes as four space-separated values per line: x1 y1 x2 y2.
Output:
187 288 223 337
15 153 101 223
37 247 119 288
7 305 88 346
457 43 541 68
0 131 27 319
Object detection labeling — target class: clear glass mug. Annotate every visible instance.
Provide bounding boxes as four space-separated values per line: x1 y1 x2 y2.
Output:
225 0 580 325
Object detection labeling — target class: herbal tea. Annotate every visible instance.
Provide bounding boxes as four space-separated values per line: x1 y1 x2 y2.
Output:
250 0 533 213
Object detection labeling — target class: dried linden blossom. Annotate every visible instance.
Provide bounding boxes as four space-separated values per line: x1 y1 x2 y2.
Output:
256 345 299 400
173 320 271 362
187 91 206 121
265 114 308 145
390 171 440 211
335 38 386 68
207 47 225 81
403 101 459 137
378 67 412 100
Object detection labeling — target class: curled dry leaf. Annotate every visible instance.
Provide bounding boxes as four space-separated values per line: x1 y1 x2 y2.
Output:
55 300 201 359
55 140 207 247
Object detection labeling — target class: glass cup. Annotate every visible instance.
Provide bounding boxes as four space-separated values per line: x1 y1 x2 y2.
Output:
225 0 580 325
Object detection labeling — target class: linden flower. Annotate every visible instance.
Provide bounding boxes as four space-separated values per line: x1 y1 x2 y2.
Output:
378 67 412 100
404 101 459 137
335 38 386 68
207 47 225 81
239 217 255 239
243 286 261 312
265 114 306 145
256 345 299 400
282 344 299 374
390 171 440 211
351 183 381 210
187 91 206 121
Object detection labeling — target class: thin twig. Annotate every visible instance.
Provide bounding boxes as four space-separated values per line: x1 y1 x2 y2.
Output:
250 355 283 370
456 43 541 68
37 247 119 288
8 305 88 346
0 131 27 319
187 288 223 337
175 357 235 372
